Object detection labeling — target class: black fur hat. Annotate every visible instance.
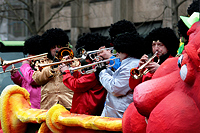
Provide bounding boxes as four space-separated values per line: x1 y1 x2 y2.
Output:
41 28 69 59
177 19 189 41
75 33 110 53
187 0 199 16
109 19 138 43
23 35 44 55
144 27 179 57
113 32 144 59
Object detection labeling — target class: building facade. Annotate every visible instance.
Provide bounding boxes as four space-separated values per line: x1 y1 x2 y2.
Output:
46 0 193 50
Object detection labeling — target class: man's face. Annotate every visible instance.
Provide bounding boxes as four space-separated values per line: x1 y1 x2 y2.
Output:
152 40 168 57
50 45 62 57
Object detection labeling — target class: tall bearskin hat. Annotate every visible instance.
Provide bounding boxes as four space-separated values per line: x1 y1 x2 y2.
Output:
75 33 110 52
177 19 189 41
187 0 199 16
23 35 44 55
113 32 144 59
109 19 138 43
41 28 69 60
144 27 179 57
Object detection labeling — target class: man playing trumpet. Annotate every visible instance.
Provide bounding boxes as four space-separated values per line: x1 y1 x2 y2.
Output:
96 32 145 118
129 27 179 89
98 19 139 71
59 33 109 116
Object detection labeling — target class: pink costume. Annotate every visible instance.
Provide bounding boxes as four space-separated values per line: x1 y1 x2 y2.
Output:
11 63 41 109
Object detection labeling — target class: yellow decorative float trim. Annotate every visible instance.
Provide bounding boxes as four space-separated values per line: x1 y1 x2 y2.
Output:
0 85 122 133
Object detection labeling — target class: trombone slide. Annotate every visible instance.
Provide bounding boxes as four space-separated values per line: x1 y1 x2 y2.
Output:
0 53 48 72
80 47 114 60
37 57 82 71
86 47 114 55
0 67 20 74
69 57 119 74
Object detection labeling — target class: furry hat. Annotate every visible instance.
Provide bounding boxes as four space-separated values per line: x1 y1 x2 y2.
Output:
109 19 138 43
187 0 199 16
177 19 189 41
75 33 110 53
144 27 179 57
23 35 44 55
41 28 69 60
113 32 144 59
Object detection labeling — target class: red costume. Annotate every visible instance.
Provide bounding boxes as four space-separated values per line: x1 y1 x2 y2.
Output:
62 70 107 116
123 21 200 132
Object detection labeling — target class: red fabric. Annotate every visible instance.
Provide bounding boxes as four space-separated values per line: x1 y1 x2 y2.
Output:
129 55 173 90
62 70 107 116
122 102 146 133
129 22 200 132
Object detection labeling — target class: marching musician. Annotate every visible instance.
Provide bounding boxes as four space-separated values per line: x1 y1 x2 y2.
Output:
129 27 179 90
59 33 108 116
10 35 45 109
98 19 139 71
32 28 74 110
96 32 145 118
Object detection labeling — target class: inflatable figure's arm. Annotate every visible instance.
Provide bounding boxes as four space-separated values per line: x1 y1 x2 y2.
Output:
133 58 180 117
133 74 176 117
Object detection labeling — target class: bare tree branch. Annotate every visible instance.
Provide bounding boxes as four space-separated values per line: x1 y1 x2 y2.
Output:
0 0 76 35
37 0 74 33
4 0 34 33
18 0 30 8
0 7 32 13
176 0 187 9
0 15 29 21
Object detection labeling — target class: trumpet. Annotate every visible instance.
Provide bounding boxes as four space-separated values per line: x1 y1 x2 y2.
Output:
0 53 48 72
37 57 82 71
77 47 114 60
55 47 74 61
130 51 160 79
69 57 119 75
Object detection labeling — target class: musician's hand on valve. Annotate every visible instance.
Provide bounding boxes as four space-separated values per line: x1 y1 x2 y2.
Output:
98 46 112 59
59 63 69 73
146 62 160 74
10 65 17 75
139 54 148 67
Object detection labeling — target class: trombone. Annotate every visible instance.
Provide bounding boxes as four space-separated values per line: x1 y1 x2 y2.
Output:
37 57 82 71
0 53 48 73
130 51 160 79
0 65 20 74
69 57 119 75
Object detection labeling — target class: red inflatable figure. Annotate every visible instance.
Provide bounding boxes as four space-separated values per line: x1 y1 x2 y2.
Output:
123 21 200 133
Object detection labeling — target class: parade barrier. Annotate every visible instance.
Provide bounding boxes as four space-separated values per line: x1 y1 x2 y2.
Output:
0 85 122 133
